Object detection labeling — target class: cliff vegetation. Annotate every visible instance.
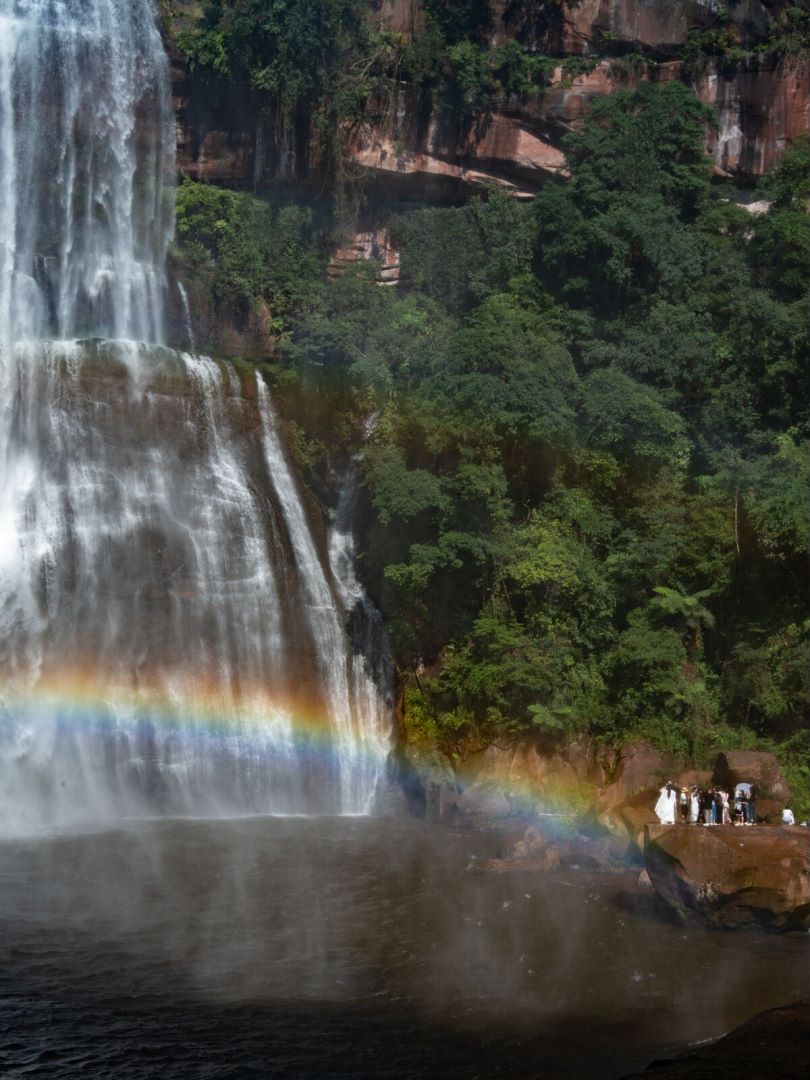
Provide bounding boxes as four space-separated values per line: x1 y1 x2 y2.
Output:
167 4 810 816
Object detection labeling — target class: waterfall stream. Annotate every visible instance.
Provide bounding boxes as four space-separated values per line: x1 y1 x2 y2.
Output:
0 0 390 832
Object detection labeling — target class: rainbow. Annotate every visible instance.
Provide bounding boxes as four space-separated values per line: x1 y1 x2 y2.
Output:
4 668 326 740
0 664 390 830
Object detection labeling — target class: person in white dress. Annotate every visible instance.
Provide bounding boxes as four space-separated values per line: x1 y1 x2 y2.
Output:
689 785 700 823
654 782 678 825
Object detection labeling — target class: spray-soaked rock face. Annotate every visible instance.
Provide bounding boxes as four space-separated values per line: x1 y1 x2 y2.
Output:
713 750 791 812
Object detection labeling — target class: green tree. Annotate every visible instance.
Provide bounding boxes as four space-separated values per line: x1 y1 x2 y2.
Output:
650 586 716 660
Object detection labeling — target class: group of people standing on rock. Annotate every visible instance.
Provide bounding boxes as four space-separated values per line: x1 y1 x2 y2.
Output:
654 780 759 826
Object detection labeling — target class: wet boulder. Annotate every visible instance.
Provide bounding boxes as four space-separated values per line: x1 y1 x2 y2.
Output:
712 751 791 821
590 783 661 861
644 824 810 931
675 768 711 789
478 826 561 873
609 742 672 803
618 999 810 1080
591 741 671 823
556 833 633 872
613 790 662 857
456 782 513 824
396 736 461 823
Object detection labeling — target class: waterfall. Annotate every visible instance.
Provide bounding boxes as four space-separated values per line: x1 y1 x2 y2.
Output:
0 1 390 832
327 458 394 810
256 379 388 813
0 0 173 346
177 280 196 351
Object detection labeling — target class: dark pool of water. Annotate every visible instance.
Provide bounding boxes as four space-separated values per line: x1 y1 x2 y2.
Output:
0 816 806 1079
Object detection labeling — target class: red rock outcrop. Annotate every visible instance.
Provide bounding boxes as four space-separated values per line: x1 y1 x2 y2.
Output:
644 823 810 930
477 824 563 872
694 58 810 176
712 749 791 821
508 0 796 55
327 228 401 284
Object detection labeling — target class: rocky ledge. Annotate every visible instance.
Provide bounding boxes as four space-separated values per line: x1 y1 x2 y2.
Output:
644 823 810 931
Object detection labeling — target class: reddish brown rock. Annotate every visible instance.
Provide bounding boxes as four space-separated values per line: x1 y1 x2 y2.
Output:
695 58 810 176
457 738 594 811
560 738 594 780
377 0 421 37
614 789 662 851
589 742 673 854
479 825 562 872
458 743 516 788
594 740 669 809
521 0 795 55
644 823 810 930
712 750 791 820
676 768 712 788
505 743 553 789
612 742 672 801
327 228 401 284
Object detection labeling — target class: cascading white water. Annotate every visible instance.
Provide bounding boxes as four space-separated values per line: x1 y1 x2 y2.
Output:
0 0 389 832
327 457 394 812
0 0 173 346
177 280 196 352
256 379 389 813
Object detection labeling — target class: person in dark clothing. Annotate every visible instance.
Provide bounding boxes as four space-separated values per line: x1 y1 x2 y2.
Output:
699 788 713 825
748 783 758 825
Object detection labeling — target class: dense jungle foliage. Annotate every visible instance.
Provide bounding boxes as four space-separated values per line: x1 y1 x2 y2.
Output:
171 18 809 809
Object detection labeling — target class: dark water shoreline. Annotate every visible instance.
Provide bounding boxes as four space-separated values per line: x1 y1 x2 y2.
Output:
619 999 810 1080
1 816 806 1079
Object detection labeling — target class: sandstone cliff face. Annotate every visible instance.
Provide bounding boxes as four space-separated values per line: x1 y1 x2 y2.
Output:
385 0 794 54
504 0 793 55
164 0 809 197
